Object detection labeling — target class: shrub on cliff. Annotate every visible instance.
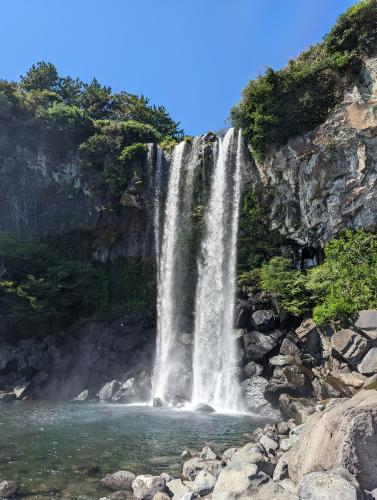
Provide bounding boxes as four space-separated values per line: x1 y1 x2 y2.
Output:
232 0 377 161
259 229 377 327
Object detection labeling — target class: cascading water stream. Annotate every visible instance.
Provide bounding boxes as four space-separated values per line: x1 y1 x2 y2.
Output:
152 142 186 401
191 128 244 413
153 147 163 271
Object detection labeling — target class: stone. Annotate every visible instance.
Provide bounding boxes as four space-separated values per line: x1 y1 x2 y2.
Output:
101 470 136 491
331 329 370 366
285 389 377 491
279 394 316 425
235 299 253 329
251 291 274 311
336 371 365 389
230 442 275 477
241 377 281 418
276 421 290 435
295 320 322 361
280 336 301 357
142 477 170 500
166 479 194 498
98 380 120 402
252 310 276 332
355 310 377 334
252 480 298 499
192 470 217 496
182 457 223 481
298 471 360 500
243 330 284 361
260 435 279 454
152 494 171 500
221 447 238 464
280 438 293 452
279 478 298 495
13 382 30 399
273 458 288 481
72 389 89 401
0 481 17 498
195 403 215 413
242 361 263 379
153 397 164 408
269 355 295 367
200 446 217 460
318 374 354 398
212 463 269 500
264 366 312 406
358 347 377 374
132 475 154 499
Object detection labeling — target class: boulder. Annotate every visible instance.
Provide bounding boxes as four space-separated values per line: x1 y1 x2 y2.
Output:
221 447 238 464
286 389 377 491
166 479 194 498
243 330 284 361
317 374 354 399
141 477 170 500
260 435 279 454
195 403 215 413
192 470 217 496
212 463 269 500
242 361 263 379
280 336 301 357
358 347 377 374
98 380 120 402
355 310 377 340
235 299 253 330
132 475 154 499
273 458 289 481
252 310 277 332
331 329 370 367
241 377 281 418
200 446 217 460
251 291 274 311
336 372 365 389
251 479 298 499
264 365 313 406
269 355 295 367
0 481 17 498
101 470 136 491
230 442 275 477
298 471 361 500
279 394 316 425
72 389 89 401
182 457 223 481
295 320 322 361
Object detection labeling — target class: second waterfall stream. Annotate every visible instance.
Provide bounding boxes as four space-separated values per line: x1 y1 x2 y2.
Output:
152 128 245 413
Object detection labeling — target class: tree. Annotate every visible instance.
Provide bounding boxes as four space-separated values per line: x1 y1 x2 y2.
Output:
80 78 112 119
20 62 60 92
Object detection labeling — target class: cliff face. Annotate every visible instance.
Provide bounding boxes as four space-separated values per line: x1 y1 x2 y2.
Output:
0 129 158 261
254 56 377 246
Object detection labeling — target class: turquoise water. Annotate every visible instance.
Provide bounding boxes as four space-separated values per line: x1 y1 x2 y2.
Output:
0 402 268 499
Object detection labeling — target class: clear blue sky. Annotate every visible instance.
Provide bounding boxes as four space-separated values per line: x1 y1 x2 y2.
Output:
1 0 356 135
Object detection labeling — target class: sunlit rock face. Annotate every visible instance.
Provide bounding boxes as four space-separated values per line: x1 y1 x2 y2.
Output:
252 56 377 245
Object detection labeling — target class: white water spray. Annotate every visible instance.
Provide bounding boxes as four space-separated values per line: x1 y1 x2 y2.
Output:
191 128 244 412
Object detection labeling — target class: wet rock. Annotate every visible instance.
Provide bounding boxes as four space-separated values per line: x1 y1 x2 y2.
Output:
153 397 164 408
101 470 136 491
298 471 361 500
358 347 377 374
331 329 370 367
98 380 120 402
72 389 89 401
242 361 263 379
212 463 269 500
243 330 284 361
241 376 281 418
195 403 215 413
0 480 17 498
286 390 377 491
251 310 277 332
279 394 316 425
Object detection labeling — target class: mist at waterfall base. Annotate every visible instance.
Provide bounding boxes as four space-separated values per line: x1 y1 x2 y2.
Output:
0 402 267 497
152 128 246 413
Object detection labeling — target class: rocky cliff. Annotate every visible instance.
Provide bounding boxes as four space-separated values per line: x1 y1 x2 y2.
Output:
254 56 377 247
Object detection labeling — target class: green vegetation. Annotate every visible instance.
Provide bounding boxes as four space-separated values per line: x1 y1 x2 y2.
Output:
232 0 377 160
257 229 377 326
0 232 155 332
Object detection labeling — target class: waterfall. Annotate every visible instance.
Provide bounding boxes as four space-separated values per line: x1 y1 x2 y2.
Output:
191 128 244 413
153 147 163 271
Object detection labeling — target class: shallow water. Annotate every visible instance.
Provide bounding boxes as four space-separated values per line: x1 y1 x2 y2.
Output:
0 402 269 499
